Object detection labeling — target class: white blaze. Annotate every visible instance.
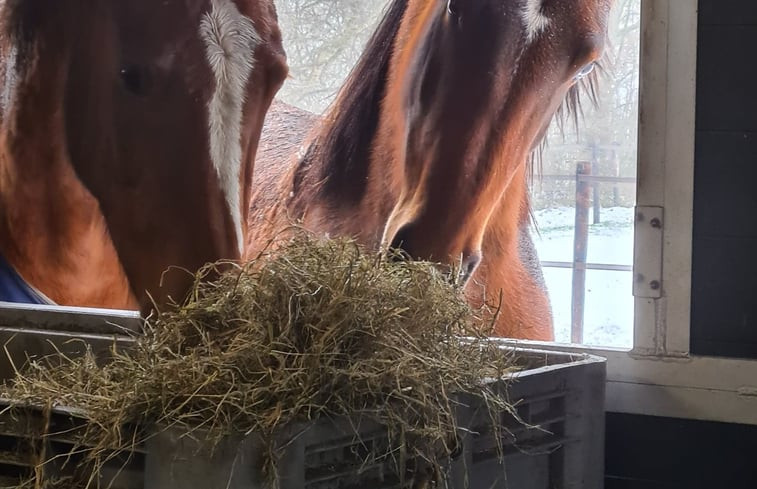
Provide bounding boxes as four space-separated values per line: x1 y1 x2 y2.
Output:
522 0 550 43
200 0 260 253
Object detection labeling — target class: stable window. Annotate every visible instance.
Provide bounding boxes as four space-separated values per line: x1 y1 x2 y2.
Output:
532 0 639 349
526 0 757 425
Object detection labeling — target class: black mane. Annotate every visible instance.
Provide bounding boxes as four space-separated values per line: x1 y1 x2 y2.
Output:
295 0 409 204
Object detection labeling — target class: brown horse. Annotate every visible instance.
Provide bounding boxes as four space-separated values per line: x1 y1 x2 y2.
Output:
0 0 287 313
247 0 611 340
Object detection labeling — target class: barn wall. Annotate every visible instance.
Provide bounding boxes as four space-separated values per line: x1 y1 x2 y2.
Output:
603 2 757 486
691 0 757 359
604 413 757 488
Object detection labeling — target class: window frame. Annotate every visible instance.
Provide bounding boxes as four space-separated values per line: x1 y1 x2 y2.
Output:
502 0 757 426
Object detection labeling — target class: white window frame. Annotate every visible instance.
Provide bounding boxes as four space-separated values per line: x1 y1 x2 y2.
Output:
2 0 755 427
501 0 757 426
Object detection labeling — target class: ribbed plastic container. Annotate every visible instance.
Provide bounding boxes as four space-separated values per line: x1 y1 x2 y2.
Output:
0 346 605 489
0 303 140 381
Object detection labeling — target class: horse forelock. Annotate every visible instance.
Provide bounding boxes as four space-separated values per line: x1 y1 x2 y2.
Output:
521 0 550 44
200 0 261 254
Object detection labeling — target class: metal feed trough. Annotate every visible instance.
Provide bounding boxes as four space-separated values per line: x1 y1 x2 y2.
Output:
0 305 606 489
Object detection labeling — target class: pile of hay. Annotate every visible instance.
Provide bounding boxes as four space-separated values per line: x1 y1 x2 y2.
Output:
1 233 520 487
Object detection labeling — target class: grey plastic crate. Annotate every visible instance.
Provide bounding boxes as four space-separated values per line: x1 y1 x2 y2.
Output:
0 347 605 489
458 349 607 489
0 303 139 381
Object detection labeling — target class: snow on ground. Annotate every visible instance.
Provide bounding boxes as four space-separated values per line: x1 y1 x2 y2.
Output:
532 206 634 349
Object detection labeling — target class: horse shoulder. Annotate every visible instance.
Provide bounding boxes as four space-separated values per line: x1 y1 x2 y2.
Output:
245 100 321 258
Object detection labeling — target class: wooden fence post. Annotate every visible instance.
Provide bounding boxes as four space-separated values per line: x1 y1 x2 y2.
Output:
612 149 621 207
572 161 591 344
592 158 601 224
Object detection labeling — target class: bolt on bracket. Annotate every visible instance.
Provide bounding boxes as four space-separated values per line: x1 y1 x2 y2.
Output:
633 206 664 299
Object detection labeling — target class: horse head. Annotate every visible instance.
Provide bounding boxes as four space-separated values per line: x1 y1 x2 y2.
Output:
0 0 287 312
377 0 611 284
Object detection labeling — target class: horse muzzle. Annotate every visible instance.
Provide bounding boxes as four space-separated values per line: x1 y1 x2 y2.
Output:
388 223 482 286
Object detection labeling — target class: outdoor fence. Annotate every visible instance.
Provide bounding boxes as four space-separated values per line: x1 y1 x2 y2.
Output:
539 161 636 344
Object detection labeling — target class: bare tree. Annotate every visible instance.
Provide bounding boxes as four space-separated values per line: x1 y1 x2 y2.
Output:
275 0 391 113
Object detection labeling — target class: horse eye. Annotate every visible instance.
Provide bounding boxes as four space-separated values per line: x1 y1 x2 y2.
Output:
120 65 153 96
574 62 596 82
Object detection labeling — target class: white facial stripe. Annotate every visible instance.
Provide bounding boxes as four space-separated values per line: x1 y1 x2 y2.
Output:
522 0 550 43
200 0 260 254
1 46 18 114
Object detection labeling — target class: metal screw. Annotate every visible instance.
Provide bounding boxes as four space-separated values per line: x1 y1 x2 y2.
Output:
649 280 661 291
650 217 662 229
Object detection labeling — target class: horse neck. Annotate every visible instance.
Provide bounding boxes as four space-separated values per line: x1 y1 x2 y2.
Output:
484 163 533 252
0 59 137 309
468 164 554 338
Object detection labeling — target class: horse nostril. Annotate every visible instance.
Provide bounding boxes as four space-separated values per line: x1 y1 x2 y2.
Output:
389 225 414 259
458 253 481 284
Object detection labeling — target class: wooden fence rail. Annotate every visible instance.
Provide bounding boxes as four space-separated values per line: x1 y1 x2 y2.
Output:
538 163 636 344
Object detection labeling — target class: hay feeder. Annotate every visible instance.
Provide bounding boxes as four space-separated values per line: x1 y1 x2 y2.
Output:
0 346 605 489
0 236 607 488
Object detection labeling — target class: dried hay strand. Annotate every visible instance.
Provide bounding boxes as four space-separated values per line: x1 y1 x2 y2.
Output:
1 233 521 487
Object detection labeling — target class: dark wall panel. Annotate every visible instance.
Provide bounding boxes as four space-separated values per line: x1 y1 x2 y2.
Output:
692 132 757 237
692 0 757 358
692 238 757 358
605 413 757 489
699 0 757 26
696 27 757 132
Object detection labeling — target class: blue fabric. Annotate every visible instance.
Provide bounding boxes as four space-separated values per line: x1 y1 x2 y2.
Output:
0 253 48 304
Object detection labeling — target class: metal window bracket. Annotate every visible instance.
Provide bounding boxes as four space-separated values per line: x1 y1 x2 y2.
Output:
633 206 664 299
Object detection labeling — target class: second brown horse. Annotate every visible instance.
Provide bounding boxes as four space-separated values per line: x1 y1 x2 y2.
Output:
247 0 612 340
